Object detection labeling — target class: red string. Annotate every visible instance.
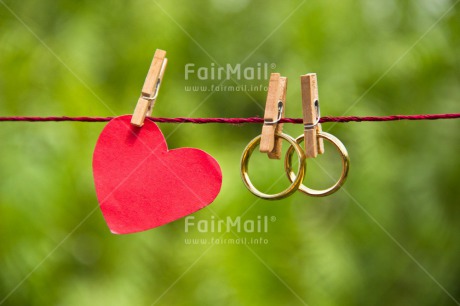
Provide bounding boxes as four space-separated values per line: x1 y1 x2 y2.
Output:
0 113 459 123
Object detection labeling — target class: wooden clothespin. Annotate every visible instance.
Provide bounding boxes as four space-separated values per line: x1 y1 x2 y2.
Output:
300 73 324 158
131 49 168 127
260 73 288 159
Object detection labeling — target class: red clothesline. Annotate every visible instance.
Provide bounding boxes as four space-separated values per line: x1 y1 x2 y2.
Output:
0 113 459 123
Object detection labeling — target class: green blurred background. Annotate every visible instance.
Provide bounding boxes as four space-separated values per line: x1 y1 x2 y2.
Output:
1 0 459 305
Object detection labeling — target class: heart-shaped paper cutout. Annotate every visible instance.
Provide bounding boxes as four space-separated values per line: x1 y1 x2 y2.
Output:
92 115 222 234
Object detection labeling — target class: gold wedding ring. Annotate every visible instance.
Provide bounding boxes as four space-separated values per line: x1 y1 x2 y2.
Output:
240 133 306 200
285 132 349 197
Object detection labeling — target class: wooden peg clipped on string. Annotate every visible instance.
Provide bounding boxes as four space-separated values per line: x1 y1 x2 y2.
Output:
300 73 324 158
260 73 288 159
131 49 168 127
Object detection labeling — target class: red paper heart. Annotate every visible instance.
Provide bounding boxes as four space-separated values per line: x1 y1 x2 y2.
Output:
92 115 222 234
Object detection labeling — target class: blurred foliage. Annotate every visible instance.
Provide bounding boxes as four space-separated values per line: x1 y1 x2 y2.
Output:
1 0 460 305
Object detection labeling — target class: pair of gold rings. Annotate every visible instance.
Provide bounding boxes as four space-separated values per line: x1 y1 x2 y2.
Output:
240 132 350 200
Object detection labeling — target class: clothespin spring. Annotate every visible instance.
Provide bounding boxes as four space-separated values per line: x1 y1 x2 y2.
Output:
264 101 284 126
304 99 320 130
